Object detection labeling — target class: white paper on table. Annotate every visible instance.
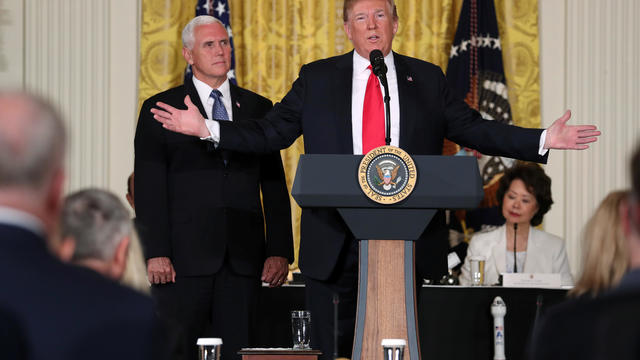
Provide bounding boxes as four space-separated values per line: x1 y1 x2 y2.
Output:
501 273 561 288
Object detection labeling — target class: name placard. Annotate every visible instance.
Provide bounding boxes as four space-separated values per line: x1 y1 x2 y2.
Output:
501 273 561 288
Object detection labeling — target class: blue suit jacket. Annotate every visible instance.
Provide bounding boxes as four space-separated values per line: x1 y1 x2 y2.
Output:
219 51 548 280
0 223 164 360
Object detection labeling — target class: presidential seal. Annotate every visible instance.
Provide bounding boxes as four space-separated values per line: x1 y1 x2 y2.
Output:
358 145 417 204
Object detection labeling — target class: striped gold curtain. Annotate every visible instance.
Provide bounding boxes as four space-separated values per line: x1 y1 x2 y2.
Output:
138 0 540 270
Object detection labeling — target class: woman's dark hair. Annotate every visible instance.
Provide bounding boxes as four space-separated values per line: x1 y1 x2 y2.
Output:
496 162 553 226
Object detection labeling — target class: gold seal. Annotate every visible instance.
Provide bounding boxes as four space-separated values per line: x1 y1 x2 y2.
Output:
358 145 417 205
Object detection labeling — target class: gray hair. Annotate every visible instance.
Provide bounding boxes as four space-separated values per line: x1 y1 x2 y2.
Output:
61 189 132 262
182 15 226 49
0 91 65 190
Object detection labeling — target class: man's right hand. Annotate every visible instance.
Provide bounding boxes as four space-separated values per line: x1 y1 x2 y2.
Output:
147 257 176 284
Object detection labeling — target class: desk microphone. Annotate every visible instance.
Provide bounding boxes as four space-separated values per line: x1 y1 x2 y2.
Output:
369 49 391 145
513 223 518 273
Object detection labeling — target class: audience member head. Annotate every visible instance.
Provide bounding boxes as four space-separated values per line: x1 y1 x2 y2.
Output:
623 144 640 268
126 172 135 210
59 189 132 281
569 190 630 298
0 91 66 233
496 162 553 227
343 0 399 58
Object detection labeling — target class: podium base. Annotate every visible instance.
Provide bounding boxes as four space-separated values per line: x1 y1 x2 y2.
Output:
352 240 421 360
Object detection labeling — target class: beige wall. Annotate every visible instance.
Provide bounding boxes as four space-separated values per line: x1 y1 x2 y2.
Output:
540 0 640 277
0 0 140 204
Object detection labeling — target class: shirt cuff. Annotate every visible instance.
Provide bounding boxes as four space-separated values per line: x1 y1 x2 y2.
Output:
538 129 548 156
200 119 221 144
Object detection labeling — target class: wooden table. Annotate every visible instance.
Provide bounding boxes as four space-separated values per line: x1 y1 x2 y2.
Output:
238 348 322 360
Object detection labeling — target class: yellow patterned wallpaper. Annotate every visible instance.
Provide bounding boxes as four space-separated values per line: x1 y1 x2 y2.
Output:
138 0 540 269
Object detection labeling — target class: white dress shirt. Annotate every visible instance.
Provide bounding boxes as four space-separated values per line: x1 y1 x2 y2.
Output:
194 76 234 141
351 51 400 154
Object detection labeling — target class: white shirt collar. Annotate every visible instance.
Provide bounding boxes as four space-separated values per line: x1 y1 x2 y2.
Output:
0 205 45 237
352 50 396 77
192 76 231 106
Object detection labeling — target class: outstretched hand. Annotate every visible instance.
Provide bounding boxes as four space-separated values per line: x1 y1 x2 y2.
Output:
544 110 601 150
151 95 210 138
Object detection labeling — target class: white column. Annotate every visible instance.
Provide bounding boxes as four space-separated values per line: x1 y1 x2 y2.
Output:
20 0 139 201
0 0 25 88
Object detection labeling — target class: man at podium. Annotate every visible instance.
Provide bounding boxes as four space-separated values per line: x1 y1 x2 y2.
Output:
150 1 600 358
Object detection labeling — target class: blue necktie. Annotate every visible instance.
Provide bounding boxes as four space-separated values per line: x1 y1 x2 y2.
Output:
210 89 230 122
210 89 230 165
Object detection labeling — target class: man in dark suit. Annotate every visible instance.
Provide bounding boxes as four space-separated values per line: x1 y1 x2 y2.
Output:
529 144 640 360
134 15 294 360
150 1 600 358
0 92 164 360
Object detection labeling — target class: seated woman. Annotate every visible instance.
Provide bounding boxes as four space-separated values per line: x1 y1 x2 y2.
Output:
460 163 573 286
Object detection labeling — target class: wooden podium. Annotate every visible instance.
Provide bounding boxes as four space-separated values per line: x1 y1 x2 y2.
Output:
292 155 483 360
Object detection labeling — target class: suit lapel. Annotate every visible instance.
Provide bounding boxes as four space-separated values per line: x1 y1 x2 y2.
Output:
394 53 417 151
523 227 539 273
334 51 354 154
184 78 208 119
493 226 507 275
229 83 245 121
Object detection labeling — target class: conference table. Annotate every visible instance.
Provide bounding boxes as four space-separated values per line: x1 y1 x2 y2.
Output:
252 283 568 360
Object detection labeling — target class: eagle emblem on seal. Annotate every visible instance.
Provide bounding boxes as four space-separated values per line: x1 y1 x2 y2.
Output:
376 161 402 190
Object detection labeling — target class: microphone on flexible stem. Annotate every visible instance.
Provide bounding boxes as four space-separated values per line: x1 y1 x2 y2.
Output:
513 223 518 273
369 49 391 146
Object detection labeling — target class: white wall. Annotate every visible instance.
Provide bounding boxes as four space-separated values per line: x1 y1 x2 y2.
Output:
540 0 640 277
0 0 140 203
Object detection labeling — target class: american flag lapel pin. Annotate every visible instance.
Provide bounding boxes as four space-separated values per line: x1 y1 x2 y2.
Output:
235 101 241 108
406 75 413 82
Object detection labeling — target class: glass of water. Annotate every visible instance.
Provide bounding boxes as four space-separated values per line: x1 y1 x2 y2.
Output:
197 338 222 360
291 310 311 349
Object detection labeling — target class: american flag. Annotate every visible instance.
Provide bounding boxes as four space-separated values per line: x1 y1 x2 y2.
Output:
446 0 514 232
185 0 237 84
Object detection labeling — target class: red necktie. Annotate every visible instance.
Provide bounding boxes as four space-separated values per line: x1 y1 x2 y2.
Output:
362 65 385 153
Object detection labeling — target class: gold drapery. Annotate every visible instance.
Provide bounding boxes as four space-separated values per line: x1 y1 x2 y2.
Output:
138 0 540 270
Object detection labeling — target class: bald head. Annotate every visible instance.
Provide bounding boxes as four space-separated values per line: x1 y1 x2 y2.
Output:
0 91 65 191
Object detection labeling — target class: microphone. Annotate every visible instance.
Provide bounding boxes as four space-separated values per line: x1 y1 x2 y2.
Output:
369 49 391 145
513 223 518 273
369 49 388 79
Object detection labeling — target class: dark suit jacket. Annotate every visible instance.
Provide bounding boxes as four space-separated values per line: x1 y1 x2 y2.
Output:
0 223 164 360
529 269 640 360
218 51 547 281
134 80 293 277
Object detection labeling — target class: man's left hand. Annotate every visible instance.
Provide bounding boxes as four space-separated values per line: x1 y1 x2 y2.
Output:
544 110 601 150
261 256 289 288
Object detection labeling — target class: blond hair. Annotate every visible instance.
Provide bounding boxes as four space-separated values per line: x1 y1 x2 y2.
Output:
569 190 630 298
